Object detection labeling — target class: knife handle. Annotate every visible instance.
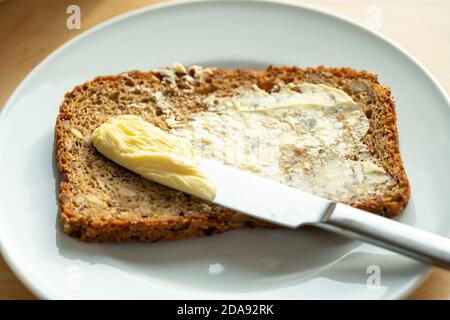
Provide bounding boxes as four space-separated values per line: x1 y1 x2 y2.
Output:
318 203 450 270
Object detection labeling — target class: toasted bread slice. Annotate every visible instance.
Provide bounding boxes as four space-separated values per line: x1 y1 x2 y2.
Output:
56 65 410 242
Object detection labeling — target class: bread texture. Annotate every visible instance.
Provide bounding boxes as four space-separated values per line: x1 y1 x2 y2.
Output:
56 65 410 242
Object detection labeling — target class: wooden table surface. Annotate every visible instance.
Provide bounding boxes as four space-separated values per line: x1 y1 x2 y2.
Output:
0 0 449 300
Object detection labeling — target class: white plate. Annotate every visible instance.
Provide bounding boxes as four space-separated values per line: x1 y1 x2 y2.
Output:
1 0 449 300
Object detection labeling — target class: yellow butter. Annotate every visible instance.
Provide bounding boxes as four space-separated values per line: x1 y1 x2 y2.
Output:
173 83 392 200
361 161 386 175
91 115 216 200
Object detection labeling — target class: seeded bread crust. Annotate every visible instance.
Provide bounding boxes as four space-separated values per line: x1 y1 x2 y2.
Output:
56 66 410 242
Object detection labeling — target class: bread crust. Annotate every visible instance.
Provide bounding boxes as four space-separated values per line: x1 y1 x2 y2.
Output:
56 65 410 242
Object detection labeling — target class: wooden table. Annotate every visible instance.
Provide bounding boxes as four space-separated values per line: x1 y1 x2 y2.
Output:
0 0 449 300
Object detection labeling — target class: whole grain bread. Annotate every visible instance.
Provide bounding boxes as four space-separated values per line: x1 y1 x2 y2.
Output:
55 65 410 242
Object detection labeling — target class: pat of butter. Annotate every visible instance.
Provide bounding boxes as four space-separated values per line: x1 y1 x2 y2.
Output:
91 115 216 200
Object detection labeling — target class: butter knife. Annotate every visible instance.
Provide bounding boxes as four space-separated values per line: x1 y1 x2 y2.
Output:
198 158 450 269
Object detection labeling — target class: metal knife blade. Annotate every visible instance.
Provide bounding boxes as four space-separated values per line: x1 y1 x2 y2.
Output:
197 158 450 269
198 158 335 228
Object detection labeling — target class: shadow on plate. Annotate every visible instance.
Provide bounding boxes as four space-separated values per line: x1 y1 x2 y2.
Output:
55 220 364 292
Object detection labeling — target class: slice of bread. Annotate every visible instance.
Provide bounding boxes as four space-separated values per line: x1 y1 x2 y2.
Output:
56 65 410 242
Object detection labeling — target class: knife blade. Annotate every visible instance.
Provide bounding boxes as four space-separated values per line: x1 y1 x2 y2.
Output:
198 158 450 269
198 157 334 228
